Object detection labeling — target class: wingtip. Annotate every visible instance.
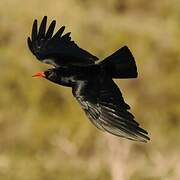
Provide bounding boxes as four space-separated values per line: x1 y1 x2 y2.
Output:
127 133 150 143
38 16 48 39
27 36 31 44
138 132 150 143
52 25 66 39
41 16 47 25
60 26 66 33
62 32 71 40
43 16 48 21
27 37 33 51
32 19 38 40
45 19 56 39
141 137 150 143
32 19 38 30
33 19 38 24
27 36 31 41
52 20 56 24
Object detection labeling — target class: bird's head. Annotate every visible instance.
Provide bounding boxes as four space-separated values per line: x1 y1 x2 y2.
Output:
33 69 55 79
32 67 75 87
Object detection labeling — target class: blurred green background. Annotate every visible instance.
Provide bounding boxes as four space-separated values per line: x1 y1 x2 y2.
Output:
0 0 180 180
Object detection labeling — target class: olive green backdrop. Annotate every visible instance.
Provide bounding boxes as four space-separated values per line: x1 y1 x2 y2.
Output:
0 0 180 180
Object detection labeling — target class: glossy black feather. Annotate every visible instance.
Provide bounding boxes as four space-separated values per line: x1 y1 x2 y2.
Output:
70 73 150 142
27 37 33 52
27 16 98 66
31 19 38 41
45 20 56 39
61 32 71 41
52 26 65 39
38 16 47 40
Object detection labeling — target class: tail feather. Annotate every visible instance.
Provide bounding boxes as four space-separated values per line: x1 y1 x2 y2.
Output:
99 46 138 78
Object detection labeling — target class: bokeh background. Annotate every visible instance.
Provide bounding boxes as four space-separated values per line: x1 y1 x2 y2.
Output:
0 0 180 179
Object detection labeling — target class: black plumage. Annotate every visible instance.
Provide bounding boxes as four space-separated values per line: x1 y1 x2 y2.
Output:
27 16 98 67
42 65 150 142
28 16 150 142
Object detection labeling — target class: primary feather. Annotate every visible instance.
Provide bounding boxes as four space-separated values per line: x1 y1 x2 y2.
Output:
27 16 98 67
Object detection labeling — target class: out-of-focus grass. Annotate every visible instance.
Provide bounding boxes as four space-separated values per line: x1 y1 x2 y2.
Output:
0 0 180 179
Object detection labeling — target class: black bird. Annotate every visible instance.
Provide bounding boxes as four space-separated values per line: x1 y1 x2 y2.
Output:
28 17 150 142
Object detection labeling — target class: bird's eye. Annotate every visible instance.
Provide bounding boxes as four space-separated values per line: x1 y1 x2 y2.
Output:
44 69 52 76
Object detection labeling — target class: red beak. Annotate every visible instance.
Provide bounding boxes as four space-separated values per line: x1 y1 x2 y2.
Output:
32 71 45 78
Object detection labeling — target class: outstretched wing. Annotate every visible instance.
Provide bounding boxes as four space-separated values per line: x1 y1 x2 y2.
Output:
27 16 98 67
73 78 150 142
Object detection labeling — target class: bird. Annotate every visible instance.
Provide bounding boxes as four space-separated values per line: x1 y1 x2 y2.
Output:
27 16 150 142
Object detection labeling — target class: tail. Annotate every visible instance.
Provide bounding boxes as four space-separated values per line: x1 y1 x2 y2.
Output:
99 46 138 78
